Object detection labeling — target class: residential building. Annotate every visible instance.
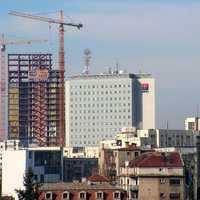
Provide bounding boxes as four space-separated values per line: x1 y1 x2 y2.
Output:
155 147 197 200
39 176 126 200
99 143 151 180
119 151 185 200
8 54 61 146
65 72 155 146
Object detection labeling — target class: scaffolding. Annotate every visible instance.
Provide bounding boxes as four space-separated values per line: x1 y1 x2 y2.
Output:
8 54 60 146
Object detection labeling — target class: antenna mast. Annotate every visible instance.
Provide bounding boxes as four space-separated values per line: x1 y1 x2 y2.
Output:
83 48 91 75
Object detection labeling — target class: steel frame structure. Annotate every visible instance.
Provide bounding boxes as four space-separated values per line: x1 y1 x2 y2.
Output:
8 54 60 146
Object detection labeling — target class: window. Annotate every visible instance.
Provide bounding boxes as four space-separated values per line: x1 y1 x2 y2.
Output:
188 122 195 130
40 174 44 183
160 193 165 198
169 193 180 199
135 152 139 157
45 192 52 200
160 178 165 184
63 192 70 200
170 178 180 185
96 191 104 199
79 191 86 199
34 175 38 181
28 151 32 159
127 178 129 185
113 191 121 199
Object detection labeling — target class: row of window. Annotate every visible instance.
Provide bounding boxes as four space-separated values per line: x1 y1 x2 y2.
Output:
71 96 131 102
72 141 98 145
71 119 130 126
160 192 180 199
70 90 131 96
70 109 131 116
70 121 131 126
120 177 180 186
71 134 114 139
160 134 193 147
71 84 131 89
71 103 131 108
45 191 121 200
71 115 131 119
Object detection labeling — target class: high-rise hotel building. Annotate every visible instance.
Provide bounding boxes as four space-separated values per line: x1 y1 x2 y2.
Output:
65 72 155 146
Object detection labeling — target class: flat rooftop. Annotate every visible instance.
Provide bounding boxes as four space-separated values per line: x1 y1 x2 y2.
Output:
67 72 152 80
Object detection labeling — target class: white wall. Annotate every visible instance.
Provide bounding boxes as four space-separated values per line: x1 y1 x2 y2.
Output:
65 81 70 146
2 150 27 199
138 78 155 129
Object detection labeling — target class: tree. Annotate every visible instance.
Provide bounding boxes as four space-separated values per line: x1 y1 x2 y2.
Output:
15 168 41 200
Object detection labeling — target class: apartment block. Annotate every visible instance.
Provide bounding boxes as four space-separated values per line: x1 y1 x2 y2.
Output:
119 151 185 200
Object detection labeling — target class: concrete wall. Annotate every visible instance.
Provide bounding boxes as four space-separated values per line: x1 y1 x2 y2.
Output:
139 177 184 200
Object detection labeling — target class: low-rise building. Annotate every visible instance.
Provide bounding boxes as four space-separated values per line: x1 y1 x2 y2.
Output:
99 144 152 180
119 151 185 200
63 146 99 158
101 127 199 149
39 176 126 200
2 147 99 198
155 147 197 200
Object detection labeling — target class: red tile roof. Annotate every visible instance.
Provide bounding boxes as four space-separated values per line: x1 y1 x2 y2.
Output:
87 175 109 182
128 152 183 168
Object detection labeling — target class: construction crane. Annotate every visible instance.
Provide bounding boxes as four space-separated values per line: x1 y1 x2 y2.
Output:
0 33 47 141
9 10 83 147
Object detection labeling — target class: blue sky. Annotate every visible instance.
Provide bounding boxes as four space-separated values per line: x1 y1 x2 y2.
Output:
1 0 200 128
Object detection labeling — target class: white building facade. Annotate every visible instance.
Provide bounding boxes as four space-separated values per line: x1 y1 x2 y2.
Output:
100 127 199 149
65 73 155 147
185 117 200 131
2 147 62 198
2 150 27 199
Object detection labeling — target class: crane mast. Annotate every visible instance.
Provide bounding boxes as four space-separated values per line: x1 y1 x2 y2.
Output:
9 10 83 147
59 10 65 146
0 34 6 140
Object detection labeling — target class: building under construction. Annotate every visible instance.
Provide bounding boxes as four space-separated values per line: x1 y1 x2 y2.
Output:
8 54 61 146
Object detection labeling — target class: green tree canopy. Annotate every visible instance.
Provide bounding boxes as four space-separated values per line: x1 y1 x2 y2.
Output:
15 167 41 200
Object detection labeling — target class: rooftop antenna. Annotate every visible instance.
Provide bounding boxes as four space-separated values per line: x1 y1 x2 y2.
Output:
196 104 199 131
108 67 112 74
166 120 169 129
114 60 119 74
196 104 199 118
82 48 91 75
